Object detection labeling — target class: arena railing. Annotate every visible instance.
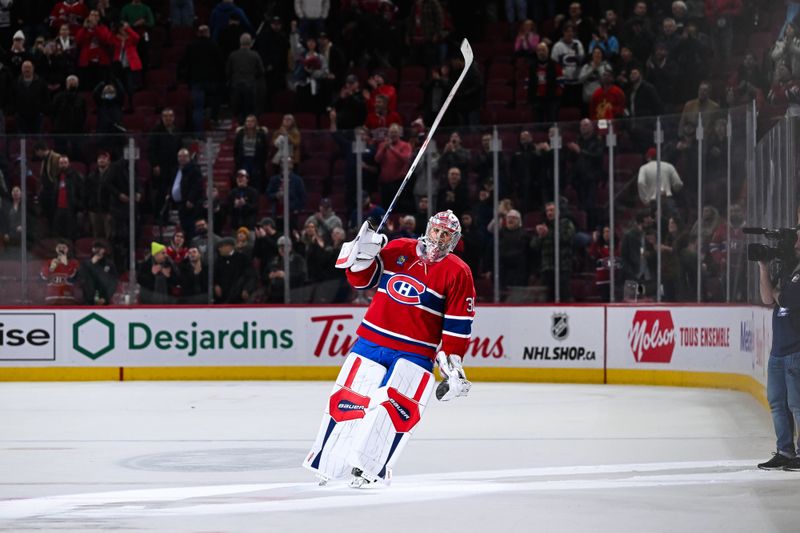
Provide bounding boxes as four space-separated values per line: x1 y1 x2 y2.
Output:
0 102 793 307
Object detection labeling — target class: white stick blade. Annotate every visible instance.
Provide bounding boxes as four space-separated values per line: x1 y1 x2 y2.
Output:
460 39 474 67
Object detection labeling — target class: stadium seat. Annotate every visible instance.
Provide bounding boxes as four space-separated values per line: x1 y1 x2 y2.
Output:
398 86 424 104
294 112 318 130
145 69 177 89
487 63 514 82
132 90 161 109
259 112 284 130
486 85 513 103
298 158 330 178
400 65 427 84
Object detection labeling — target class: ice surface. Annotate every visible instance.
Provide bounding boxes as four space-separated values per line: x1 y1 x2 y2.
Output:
0 381 797 532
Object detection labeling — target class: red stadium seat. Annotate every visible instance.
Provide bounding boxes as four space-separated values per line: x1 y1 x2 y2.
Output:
298 158 330 178
132 90 161 109
486 85 513 103
487 63 514 82
398 86 424 104
294 112 318 130
145 69 177 88
400 65 427 84
259 112 284 130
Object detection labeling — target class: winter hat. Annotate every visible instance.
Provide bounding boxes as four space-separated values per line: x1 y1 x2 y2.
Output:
646 147 657 160
151 242 166 256
12 30 24 42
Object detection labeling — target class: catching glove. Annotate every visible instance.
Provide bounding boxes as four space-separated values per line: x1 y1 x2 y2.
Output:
435 352 471 401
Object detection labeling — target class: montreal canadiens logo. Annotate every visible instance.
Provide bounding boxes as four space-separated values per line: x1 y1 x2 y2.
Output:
386 274 426 305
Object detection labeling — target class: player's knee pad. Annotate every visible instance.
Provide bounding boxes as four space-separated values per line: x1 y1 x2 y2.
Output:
347 358 435 483
303 353 386 481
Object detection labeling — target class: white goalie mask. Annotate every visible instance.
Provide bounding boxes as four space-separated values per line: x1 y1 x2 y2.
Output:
417 210 461 263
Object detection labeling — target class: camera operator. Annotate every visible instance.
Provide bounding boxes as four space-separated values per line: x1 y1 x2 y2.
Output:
757 222 800 471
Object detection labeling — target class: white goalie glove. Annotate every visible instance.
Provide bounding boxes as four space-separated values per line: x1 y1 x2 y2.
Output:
435 352 471 401
335 220 388 271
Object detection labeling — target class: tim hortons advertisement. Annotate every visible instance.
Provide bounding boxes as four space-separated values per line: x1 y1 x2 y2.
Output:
606 306 756 374
0 307 603 369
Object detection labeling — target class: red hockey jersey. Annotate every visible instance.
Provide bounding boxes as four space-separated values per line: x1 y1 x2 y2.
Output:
346 238 476 360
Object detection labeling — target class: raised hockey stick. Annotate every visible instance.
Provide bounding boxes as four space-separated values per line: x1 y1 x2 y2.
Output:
375 39 474 233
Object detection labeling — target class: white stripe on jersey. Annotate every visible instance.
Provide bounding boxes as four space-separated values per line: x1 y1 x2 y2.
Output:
427 287 444 298
444 314 473 321
362 319 439 348
442 331 471 339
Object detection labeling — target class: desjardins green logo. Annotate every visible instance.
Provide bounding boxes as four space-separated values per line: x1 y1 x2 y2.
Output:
74 313 293 358
73 313 115 360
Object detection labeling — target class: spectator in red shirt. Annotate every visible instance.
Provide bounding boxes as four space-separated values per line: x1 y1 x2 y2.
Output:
590 69 626 121
167 230 189 264
375 123 412 210
51 0 90 35
108 21 142 109
41 240 81 305
75 9 112 90
527 42 563 123
364 70 397 114
365 93 402 143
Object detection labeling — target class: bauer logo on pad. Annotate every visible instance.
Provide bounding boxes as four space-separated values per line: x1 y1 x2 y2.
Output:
386 274 426 305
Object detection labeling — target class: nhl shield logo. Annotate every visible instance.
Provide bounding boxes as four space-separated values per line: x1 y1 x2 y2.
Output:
551 313 569 341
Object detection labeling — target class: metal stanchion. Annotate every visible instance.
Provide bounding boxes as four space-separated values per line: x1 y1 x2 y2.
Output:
491 126 501 303
205 141 215 304
124 137 138 302
655 118 663 302
281 139 291 303
606 123 616 302
725 111 732 302
20 138 28 303
551 125 561 303
695 114 704 303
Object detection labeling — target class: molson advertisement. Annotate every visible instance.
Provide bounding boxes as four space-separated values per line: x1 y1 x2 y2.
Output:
606 306 758 376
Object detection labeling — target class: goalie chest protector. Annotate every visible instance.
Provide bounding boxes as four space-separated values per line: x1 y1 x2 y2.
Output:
345 238 475 360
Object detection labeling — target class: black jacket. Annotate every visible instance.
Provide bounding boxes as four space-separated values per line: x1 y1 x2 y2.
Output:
233 128 269 176
12 75 48 119
626 79 664 119
179 36 224 84
148 122 185 177
169 162 203 211
52 88 87 134
226 185 260 229
84 165 114 213
214 251 256 303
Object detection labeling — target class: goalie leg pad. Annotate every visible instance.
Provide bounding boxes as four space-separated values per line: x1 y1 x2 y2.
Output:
346 357 435 483
303 353 386 481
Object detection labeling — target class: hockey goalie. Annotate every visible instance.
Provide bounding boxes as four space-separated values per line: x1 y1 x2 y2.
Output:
303 210 475 487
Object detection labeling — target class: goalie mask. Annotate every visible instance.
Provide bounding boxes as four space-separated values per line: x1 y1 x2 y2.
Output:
417 210 461 263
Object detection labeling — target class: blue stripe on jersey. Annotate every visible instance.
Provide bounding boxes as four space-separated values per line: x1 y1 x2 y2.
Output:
367 256 384 289
443 317 473 336
378 272 445 313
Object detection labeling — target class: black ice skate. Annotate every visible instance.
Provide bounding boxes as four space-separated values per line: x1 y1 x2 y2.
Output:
758 453 793 470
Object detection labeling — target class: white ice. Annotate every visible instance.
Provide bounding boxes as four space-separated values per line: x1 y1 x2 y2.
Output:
0 381 797 533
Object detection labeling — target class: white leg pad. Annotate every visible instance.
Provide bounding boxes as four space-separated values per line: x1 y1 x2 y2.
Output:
347 358 435 483
303 353 386 481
